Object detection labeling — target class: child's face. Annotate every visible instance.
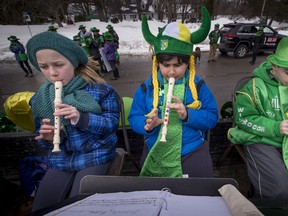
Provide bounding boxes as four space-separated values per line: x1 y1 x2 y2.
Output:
159 56 188 81
36 49 75 86
272 65 288 86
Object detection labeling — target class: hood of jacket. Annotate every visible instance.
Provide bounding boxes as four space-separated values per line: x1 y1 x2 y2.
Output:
253 61 279 87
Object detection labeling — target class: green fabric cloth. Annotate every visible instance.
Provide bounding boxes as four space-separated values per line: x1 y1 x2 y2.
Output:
279 85 288 169
228 61 288 169
140 78 185 177
267 37 288 68
229 61 283 147
255 30 263 37
81 37 92 56
19 52 28 61
209 30 221 44
32 76 102 125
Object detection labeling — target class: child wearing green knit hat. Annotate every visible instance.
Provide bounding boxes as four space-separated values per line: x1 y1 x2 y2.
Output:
26 32 120 211
229 37 288 204
128 6 218 178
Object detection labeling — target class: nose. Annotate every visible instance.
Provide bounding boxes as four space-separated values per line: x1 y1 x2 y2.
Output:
168 66 176 77
49 66 58 76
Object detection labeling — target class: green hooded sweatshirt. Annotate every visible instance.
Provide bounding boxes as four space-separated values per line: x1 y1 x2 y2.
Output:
228 61 288 168
228 61 285 146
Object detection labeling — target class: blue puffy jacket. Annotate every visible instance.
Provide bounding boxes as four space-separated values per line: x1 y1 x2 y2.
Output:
128 70 218 156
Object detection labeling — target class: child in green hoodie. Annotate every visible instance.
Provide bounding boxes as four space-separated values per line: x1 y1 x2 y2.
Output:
229 37 288 206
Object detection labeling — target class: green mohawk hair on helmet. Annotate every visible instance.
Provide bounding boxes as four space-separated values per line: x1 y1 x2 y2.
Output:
141 6 211 116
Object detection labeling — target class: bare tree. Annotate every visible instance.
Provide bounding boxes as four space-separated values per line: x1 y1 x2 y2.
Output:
135 0 143 21
0 0 37 24
106 0 124 21
155 0 166 22
31 0 75 27
179 0 193 23
1 0 288 25
165 0 179 23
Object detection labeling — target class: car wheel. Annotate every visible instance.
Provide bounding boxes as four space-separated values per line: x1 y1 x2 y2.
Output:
234 44 248 58
219 49 228 55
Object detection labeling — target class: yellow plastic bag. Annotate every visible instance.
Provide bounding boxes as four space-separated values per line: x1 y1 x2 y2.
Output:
4 91 36 132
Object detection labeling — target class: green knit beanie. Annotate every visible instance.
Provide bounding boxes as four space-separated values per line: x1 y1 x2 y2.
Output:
26 32 88 71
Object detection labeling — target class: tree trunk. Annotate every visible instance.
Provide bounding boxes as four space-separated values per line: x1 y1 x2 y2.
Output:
55 10 63 27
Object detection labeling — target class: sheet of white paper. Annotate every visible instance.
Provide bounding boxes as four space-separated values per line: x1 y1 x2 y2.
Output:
45 191 167 216
160 194 232 216
45 190 232 216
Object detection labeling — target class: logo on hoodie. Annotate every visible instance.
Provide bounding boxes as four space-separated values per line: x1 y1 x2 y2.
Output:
270 95 280 111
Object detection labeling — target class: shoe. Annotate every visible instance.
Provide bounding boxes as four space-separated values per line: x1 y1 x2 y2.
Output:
110 77 117 80
24 74 29 77
29 74 34 77
99 73 105 77
208 60 211 63
249 61 255 65
212 60 216 62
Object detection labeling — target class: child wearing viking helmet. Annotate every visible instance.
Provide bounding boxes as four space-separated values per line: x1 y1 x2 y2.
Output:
128 7 218 178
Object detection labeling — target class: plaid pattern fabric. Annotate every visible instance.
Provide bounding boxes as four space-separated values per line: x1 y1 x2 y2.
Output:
34 83 119 171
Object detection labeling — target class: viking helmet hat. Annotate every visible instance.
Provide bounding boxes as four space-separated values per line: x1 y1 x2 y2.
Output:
141 6 211 113
142 6 210 56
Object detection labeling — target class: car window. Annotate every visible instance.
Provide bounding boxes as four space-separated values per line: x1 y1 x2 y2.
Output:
262 27 274 34
251 26 258 33
220 25 235 33
238 25 252 33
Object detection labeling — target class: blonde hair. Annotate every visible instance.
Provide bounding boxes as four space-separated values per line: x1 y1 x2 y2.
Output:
146 55 201 116
75 58 105 84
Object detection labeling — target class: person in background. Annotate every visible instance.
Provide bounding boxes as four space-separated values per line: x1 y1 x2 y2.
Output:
80 32 94 56
250 26 265 65
74 32 93 56
78 25 90 39
91 27 112 73
47 26 58 32
91 27 105 48
72 35 82 46
8 35 34 77
128 7 218 178
26 32 119 211
91 27 106 75
106 24 120 63
208 23 221 63
106 24 119 48
103 32 119 80
73 35 91 57
229 37 288 205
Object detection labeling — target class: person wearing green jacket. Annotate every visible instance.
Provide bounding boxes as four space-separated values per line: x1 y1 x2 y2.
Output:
249 26 265 65
208 23 221 62
228 37 288 205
